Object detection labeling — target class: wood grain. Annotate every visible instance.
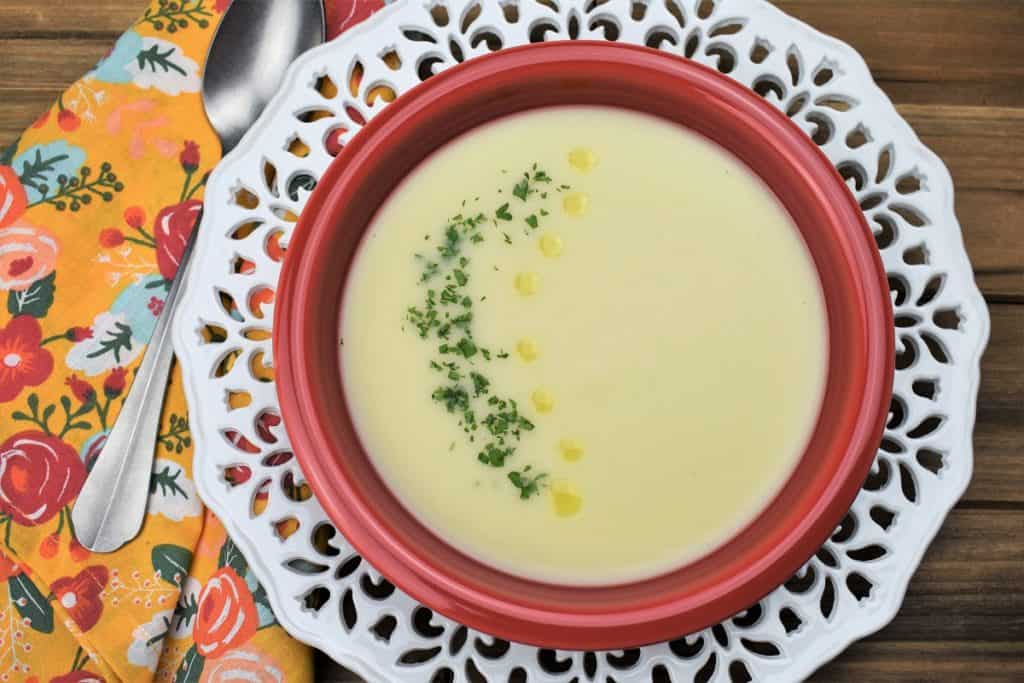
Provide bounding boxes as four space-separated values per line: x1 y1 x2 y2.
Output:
865 509 1024 642
0 1 1021 680
776 1 1024 86
813 642 1024 681
0 1 138 37
968 304 1024 504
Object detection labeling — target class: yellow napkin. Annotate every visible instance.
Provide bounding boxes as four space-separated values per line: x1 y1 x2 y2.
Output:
0 1 383 679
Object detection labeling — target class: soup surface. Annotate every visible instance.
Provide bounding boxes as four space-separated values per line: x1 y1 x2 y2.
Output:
341 106 827 584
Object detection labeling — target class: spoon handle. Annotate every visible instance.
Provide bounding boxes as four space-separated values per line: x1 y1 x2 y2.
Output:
71 234 195 553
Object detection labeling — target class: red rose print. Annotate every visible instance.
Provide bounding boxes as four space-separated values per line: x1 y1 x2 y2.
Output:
8 257 32 277
0 223 60 290
51 672 106 683
39 533 60 559
51 566 109 633
67 326 93 342
123 206 146 229
194 567 259 658
0 549 22 581
0 166 27 228
98 227 124 248
147 296 165 315
214 0 232 12
154 199 202 280
69 538 90 562
0 316 54 402
65 374 96 405
200 648 284 683
0 431 86 526
103 367 126 399
57 108 81 133
180 140 200 173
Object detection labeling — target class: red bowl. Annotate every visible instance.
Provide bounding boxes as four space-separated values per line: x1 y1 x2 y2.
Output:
275 42 893 649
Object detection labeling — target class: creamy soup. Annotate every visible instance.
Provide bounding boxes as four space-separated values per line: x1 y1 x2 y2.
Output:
341 106 827 585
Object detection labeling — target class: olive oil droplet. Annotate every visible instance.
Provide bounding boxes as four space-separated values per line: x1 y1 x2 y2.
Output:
531 389 555 413
551 480 582 517
562 192 589 218
517 338 540 362
568 147 598 173
559 439 585 462
539 233 563 258
514 272 539 296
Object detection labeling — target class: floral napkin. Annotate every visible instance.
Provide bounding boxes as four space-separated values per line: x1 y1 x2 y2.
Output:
0 1 384 680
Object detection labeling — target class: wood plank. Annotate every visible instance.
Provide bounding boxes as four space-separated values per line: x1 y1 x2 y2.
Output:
776 1 1024 84
900 105 1024 193
0 39 119 95
957 190 1024 300
0 1 138 37
0 97 47 148
871 509 1024 641
811 641 1024 681
879 79 1024 110
967 304 1024 504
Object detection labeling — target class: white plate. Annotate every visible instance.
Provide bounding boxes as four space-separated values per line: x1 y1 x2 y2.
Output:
173 0 990 680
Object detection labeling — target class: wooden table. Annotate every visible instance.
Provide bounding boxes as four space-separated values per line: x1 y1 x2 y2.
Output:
1 1 1021 680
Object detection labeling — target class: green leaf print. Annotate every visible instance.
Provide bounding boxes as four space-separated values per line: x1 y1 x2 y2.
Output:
217 538 249 576
172 590 199 630
7 271 56 318
0 137 19 166
27 161 125 212
157 412 192 454
173 644 205 683
9 573 54 634
136 45 188 77
85 320 133 363
152 544 194 588
15 147 70 195
139 0 213 33
150 464 189 498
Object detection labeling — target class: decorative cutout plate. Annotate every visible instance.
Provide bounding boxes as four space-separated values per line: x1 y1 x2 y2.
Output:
173 0 990 680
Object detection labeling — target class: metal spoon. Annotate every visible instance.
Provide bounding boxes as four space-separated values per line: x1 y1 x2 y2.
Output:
73 0 326 553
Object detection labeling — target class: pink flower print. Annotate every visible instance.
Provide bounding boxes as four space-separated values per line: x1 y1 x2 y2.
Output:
106 100 176 160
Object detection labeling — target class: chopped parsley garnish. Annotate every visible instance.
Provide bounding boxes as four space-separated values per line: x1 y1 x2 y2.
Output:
512 177 530 201
456 337 478 358
508 466 547 499
404 165 568 499
470 371 490 397
432 385 469 413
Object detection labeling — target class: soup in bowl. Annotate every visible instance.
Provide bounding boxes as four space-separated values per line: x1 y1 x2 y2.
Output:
275 42 893 649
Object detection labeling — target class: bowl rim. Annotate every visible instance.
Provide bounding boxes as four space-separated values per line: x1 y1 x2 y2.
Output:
274 41 894 649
